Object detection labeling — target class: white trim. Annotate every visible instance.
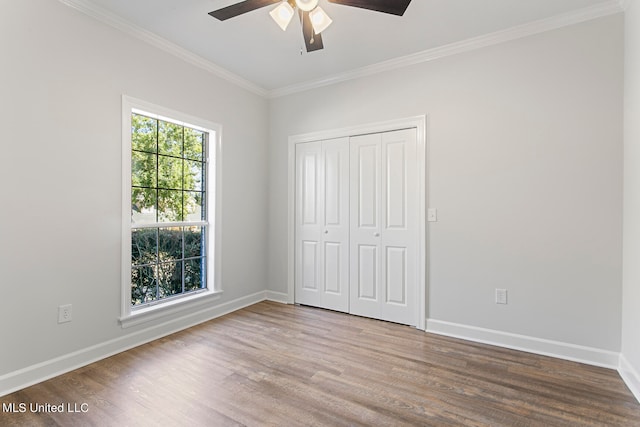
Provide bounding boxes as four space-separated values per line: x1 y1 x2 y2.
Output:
132 221 207 229
0 291 267 398
287 116 427 330
619 354 640 403
286 137 296 305
121 95 223 322
265 291 290 304
121 289 223 329
121 98 133 318
57 0 267 97
426 319 620 369
268 0 624 98
286 116 426 144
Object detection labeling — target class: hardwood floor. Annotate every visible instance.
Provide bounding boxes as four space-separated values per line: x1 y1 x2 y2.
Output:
2 301 639 426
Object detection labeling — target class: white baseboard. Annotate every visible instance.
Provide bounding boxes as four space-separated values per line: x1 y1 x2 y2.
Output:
265 290 289 304
0 291 267 398
619 354 640 403
426 318 620 369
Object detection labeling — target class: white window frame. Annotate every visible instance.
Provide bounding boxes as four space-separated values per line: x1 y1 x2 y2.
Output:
120 95 223 328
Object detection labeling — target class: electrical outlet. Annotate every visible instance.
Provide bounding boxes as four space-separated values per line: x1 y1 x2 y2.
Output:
58 304 72 323
495 289 508 305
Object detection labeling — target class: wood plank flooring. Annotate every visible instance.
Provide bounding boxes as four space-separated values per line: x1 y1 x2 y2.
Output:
2 301 639 426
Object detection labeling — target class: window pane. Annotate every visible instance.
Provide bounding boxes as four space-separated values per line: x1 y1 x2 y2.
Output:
184 258 205 291
129 109 211 308
184 191 203 222
132 151 157 188
184 128 204 161
131 265 157 306
184 160 203 191
158 189 183 222
158 155 183 190
159 121 183 157
132 114 157 153
132 188 157 224
132 228 157 266
184 226 204 258
158 227 182 262
158 261 183 298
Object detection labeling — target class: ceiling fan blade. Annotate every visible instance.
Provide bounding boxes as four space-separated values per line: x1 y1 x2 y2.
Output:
209 0 280 21
328 0 412 16
300 10 324 52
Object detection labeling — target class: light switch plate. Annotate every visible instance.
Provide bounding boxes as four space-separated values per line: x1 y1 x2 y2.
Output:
427 208 437 222
495 289 508 305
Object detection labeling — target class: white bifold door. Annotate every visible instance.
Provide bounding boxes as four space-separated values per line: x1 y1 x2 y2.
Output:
295 128 418 326
295 138 350 312
349 129 418 325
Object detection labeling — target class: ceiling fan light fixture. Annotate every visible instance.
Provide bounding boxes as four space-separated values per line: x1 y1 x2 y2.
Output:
269 1 295 31
309 6 332 34
295 0 319 12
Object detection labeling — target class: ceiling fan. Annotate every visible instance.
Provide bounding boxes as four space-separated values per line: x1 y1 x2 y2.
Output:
209 0 412 52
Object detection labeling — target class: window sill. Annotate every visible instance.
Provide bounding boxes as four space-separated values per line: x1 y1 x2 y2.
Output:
119 289 223 329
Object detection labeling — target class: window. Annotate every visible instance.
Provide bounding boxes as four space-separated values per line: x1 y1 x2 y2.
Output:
121 97 221 324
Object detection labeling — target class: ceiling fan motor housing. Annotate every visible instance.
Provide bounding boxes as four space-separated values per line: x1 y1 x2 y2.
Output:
295 0 319 12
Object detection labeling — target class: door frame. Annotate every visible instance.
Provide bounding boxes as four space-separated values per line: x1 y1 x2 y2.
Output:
286 115 428 330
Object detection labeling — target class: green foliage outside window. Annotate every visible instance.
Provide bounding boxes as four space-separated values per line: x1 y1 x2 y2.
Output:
130 113 208 307
131 113 205 222
131 227 205 306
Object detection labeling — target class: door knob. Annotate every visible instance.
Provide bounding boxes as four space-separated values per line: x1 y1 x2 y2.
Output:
324 230 329 234
374 232 380 237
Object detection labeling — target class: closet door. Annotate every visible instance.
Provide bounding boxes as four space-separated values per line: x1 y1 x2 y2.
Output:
295 138 349 312
349 129 418 325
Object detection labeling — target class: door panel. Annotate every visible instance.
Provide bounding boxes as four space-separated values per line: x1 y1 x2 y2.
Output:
295 142 323 307
324 148 342 227
358 245 378 300
324 242 341 294
302 153 319 225
295 138 349 312
385 246 406 304
320 138 350 312
350 133 383 319
350 129 418 325
357 143 379 229
385 141 406 229
301 241 318 290
380 129 418 325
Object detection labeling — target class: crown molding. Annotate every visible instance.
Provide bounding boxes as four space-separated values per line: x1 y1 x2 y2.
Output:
58 0 268 97
58 0 624 100
268 0 624 98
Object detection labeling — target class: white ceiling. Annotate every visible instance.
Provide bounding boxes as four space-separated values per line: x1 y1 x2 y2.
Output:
69 0 620 93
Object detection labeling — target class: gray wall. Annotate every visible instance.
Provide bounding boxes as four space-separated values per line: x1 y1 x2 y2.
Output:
268 15 624 352
1 0 633 399
0 0 269 380
622 0 640 399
